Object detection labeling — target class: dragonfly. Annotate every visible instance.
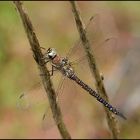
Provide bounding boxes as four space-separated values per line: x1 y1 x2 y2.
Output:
40 46 126 120
17 15 126 128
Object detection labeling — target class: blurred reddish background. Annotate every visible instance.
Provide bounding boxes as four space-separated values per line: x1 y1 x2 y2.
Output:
0 1 140 139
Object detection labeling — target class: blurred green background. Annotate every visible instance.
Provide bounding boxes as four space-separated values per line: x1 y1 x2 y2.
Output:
0 1 140 139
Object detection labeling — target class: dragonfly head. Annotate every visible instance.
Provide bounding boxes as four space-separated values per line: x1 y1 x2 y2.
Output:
44 48 57 60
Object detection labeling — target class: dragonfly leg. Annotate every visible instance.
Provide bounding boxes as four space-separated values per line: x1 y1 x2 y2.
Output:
50 65 54 76
40 65 57 77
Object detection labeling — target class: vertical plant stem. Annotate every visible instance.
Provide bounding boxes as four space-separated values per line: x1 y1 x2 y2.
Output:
70 1 119 139
13 1 71 139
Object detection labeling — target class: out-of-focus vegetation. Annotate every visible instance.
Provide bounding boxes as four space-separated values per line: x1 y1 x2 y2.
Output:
0 1 140 139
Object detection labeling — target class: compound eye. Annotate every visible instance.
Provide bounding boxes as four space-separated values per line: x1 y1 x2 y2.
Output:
48 54 52 59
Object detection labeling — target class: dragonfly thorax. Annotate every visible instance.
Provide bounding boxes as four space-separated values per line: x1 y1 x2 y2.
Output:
53 57 75 78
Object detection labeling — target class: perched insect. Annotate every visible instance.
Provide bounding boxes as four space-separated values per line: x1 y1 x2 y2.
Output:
41 47 126 120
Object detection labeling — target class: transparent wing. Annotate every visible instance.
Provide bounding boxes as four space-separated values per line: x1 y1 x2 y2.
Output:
66 14 118 76
41 75 66 130
16 67 61 111
17 68 79 131
42 74 81 130
60 14 122 126
70 37 117 66
16 80 47 110
64 14 118 95
66 14 100 60
67 37 117 92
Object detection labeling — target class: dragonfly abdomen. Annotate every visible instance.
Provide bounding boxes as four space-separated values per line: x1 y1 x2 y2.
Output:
70 74 126 120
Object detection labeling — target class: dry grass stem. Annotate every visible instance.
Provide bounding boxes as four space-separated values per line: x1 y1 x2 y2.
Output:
13 1 71 139
70 1 120 139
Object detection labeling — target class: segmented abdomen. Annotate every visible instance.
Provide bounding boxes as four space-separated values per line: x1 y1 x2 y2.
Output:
70 74 126 120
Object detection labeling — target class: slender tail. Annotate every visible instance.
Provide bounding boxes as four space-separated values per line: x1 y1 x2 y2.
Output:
70 74 126 120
